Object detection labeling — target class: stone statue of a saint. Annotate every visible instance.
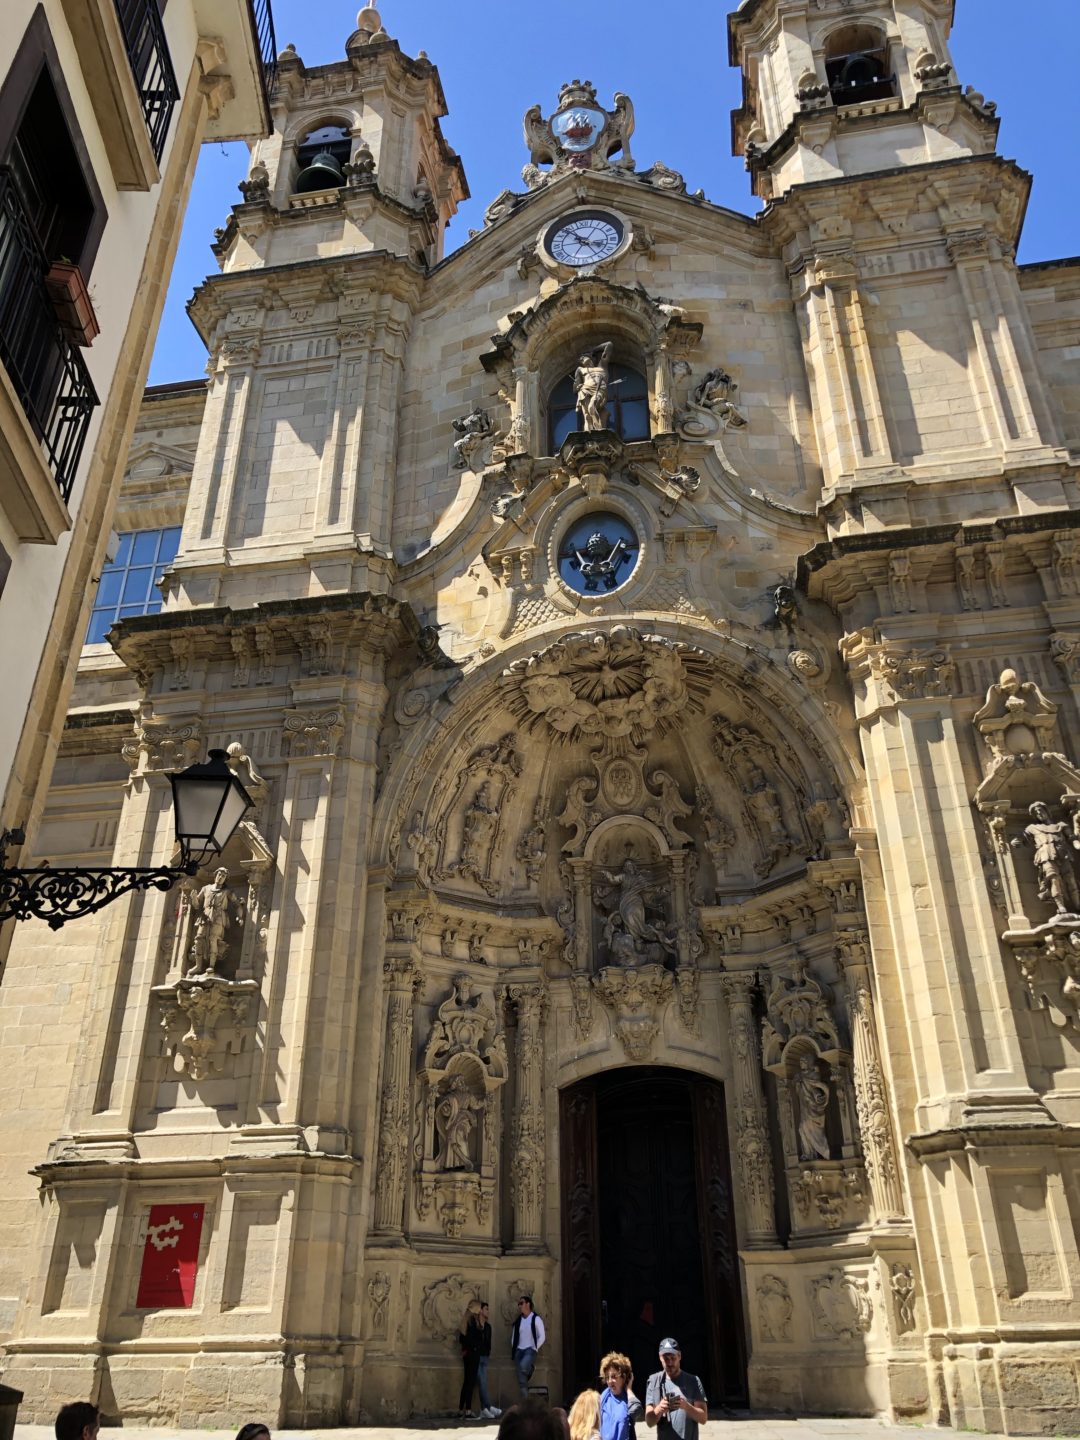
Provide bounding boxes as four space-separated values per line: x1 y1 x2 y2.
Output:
574 342 614 431
188 867 233 974
434 1078 481 1172
458 783 498 878
1017 801 1080 916
598 856 675 962
795 1054 831 1161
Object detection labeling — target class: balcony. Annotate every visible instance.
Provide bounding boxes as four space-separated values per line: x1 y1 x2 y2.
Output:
114 0 181 164
0 169 98 540
194 0 278 142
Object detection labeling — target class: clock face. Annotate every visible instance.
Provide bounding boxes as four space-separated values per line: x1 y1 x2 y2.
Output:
546 211 624 267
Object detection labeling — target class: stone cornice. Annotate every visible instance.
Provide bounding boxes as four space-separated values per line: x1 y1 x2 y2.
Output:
761 152 1029 256
799 509 1080 610
188 247 425 344
110 593 419 691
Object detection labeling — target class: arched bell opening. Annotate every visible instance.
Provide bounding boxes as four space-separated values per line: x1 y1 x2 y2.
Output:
824 24 896 106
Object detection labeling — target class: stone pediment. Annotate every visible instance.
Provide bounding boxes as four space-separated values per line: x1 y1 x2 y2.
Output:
480 274 701 375
124 441 198 483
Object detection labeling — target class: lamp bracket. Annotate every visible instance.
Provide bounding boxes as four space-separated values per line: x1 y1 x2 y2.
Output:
0 830 198 930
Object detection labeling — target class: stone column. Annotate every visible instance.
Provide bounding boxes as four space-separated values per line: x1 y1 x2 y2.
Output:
837 931 905 1221
505 981 547 1250
372 953 422 1236
720 973 776 1246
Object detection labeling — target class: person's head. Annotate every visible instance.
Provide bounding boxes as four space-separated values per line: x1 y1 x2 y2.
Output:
234 1423 270 1440
480 1301 490 1322
568 1389 601 1440
600 1352 632 1396
658 1338 682 1378
497 1398 566 1440
55 1402 99 1440
518 1293 533 1316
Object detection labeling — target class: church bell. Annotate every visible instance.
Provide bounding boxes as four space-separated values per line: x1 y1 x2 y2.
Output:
294 150 346 194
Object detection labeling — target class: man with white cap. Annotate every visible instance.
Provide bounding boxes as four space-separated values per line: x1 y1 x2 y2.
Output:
645 1338 707 1440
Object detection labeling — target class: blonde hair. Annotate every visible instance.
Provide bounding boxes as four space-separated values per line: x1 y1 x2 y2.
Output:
568 1389 601 1440
599 1352 632 1382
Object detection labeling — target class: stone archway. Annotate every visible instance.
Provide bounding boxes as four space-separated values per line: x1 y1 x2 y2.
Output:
560 1066 747 1406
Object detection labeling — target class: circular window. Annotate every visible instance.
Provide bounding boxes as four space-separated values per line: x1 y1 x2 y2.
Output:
557 513 640 595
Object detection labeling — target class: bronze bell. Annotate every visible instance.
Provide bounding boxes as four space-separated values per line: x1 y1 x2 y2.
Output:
294 151 345 195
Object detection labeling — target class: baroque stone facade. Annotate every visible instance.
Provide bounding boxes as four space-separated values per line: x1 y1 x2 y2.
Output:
2 1 1080 1434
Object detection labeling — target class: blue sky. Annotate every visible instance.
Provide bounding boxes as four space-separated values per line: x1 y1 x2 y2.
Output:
148 0 1080 384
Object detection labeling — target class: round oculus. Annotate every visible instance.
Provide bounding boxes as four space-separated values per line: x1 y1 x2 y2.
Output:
545 210 625 267
557 512 640 595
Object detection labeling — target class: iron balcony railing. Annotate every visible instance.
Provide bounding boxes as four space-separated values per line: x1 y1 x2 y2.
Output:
249 0 278 110
114 0 180 163
0 168 98 504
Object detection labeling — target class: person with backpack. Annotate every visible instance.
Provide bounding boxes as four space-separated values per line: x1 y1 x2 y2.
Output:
509 1293 546 1398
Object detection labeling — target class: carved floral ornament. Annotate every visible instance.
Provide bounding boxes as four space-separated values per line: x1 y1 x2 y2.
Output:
502 627 711 742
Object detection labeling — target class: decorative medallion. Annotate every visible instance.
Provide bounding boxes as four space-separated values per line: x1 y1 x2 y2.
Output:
557 512 640 595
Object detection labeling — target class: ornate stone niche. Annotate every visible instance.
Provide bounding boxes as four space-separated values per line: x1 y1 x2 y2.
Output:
973 668 1080 1032
430 734 523 898
150 807 271 1088
710 717 811 885
761 959 866 1235
414 975 508 1237
559 812 700 1061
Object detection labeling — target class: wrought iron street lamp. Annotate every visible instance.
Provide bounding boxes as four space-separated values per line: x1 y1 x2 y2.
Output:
0 750 253 930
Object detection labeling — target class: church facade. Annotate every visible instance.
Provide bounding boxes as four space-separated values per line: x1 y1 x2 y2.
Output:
2 0 1080 1432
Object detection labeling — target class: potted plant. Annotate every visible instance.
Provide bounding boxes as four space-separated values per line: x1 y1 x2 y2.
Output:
45 257 100 347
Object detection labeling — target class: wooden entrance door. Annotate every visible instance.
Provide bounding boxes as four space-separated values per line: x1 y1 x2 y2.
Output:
560 1068 747 1405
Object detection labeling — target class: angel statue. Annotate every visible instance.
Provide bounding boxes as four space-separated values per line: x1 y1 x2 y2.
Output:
574 342 614 431
451 406 494 470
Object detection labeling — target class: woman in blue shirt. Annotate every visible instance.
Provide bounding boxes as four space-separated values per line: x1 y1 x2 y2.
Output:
599 1351 644 1440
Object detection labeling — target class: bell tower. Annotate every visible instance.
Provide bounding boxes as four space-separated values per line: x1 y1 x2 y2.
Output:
729 0 999 199
215 3 467 272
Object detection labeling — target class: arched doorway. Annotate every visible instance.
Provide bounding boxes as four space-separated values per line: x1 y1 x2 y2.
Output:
560 1067 747 1406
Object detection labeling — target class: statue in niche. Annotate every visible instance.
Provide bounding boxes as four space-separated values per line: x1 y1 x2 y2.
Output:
452 406 495 470
1015 801 1080 917
795 1054 831 1161
597 853 676 965
574 342 613 431
188 867 237 974
434 1076 483 1172
456 782 498 882
744 764 791 871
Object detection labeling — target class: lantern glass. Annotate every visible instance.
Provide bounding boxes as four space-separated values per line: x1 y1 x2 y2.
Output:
169 750 253 864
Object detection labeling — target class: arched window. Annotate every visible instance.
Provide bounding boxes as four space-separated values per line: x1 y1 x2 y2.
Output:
548 363 650 451
824 26 895 106
293 122 352 193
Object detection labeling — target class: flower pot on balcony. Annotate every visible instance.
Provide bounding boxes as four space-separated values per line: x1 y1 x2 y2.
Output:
45 261 100 347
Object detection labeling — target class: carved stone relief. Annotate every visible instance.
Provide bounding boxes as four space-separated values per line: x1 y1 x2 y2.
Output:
810 1269 873 1341
757 1273 793 1342
421 1274 482 1342
503 628 711 743
890 1263 916 1334
367 1270 391 1339
154 975 258 1080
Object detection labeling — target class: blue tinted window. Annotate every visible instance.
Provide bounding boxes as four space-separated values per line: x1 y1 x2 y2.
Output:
86 526 181 645
548 365 650 453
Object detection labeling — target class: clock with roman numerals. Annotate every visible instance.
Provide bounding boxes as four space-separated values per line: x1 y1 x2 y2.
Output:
543 210 625 268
